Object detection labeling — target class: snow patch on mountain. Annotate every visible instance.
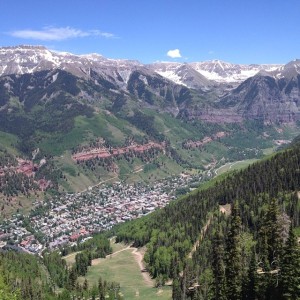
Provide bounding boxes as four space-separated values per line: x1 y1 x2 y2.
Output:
191 60 281 83
156 70 187 86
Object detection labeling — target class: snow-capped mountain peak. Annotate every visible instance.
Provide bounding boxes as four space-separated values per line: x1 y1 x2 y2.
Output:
190 60 281 83
0 45 288 89
0 45 144 86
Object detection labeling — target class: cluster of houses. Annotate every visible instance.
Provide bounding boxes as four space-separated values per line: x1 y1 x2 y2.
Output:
0 172 203 255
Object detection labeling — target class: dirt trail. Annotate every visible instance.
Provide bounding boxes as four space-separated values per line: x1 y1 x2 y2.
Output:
131 248 153 286
188 216 212 259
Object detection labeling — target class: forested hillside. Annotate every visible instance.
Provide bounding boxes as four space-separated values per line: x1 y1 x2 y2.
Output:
116 142 300 299
0 236 123 300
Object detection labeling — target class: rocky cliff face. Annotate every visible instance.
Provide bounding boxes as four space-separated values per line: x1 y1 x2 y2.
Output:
215 62 300 123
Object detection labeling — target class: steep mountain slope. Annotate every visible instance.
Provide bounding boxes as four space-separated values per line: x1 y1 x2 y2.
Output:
216 60 300 123
0 45 206 116
149 62 213 90
178 60 300 124
0 67 223 204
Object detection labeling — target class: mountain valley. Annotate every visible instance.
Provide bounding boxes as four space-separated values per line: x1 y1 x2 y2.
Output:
0 45 299 300
0 45 299 214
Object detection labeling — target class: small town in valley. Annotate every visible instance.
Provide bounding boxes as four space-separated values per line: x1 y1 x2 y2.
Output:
0 172 203 255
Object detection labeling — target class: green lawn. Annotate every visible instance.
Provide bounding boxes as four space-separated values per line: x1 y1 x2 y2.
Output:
79 245 172 300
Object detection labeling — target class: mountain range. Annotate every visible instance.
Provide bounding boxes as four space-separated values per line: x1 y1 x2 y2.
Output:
0 45 299 205
1 45 299 124
0 45 282 85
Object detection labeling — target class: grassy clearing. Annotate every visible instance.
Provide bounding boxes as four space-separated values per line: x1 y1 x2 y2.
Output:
110 240 128 253
79 243 172 300
62 241 129 268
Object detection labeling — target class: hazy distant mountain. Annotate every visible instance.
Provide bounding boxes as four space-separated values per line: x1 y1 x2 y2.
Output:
0 45 299 125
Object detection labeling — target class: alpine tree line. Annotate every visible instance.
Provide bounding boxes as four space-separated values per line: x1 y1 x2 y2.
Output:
115 142 300 299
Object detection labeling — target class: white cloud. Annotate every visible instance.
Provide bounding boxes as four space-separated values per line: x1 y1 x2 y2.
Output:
167 49 182 58
9 26 116 41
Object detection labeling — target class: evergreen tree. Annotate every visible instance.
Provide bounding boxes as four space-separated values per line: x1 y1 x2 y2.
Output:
256 197 285 299
172 277 181 300
212 226 226 300
68 268 77 289
280 225 300 299
83 278 89 291
98 277 106 300
264 198 283 263
242 249 258 300
225 202 243 300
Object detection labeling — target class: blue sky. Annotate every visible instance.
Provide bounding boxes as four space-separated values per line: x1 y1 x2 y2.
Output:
1 0 300 64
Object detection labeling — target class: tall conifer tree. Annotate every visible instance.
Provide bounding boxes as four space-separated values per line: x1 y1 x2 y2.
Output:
280 225 300 299
225 202 242 300
212 226 226 300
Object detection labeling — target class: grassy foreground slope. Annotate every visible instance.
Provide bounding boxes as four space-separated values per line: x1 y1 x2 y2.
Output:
80 246 172 300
